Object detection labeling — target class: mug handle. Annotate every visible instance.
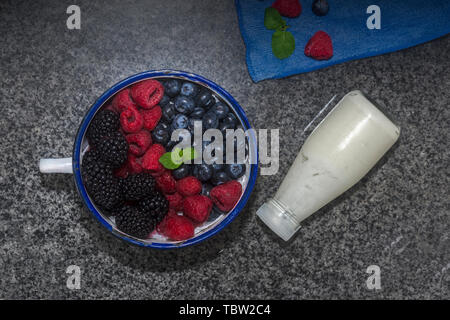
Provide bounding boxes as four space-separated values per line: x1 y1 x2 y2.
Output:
39 158 73 174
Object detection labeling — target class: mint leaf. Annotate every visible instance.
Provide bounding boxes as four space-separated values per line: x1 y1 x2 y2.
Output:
272 28 295 59
159 151 183 170
159 147 198 169
181 147 198 163
264 7 285 30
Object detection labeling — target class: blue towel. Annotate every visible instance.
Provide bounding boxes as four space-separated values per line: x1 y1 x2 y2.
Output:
235 0 450 82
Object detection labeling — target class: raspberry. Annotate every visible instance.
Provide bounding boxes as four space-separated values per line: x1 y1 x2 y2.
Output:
165 192 183 212
126 130 152 156
112 88 137 113
120 106 144 133
156 171 177 194
141 144 166 172
176 176 202 197
130 79 164 109
142 105 162 131
149 166 169 178
304 30 333 60
161 215 195 241
127 154 143 174
156 209 177 233
183 195 213 223
210 180 242 212
272 0 302 18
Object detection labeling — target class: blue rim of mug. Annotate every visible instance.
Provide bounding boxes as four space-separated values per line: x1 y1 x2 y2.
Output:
72 70 258 249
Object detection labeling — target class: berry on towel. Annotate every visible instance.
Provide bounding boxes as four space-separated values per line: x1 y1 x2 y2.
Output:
272 0 302 18
304 30 333 60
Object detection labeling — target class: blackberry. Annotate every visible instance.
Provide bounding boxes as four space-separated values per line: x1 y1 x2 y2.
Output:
138 191 169 228
87 109 120 146
115 205 153 239
81 150 122 210
121 173 156 201
96 131 128 168
91 179 122 210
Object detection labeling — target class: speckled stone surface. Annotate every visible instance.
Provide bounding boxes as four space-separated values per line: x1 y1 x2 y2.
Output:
0 0 448 299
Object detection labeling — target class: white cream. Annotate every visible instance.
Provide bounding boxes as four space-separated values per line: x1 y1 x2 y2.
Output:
257 91 400 241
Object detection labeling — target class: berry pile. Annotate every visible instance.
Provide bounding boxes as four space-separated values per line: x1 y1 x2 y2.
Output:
82 78 245 242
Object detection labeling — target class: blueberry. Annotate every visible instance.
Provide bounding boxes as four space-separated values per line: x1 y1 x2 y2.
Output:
201 183 214 196
152 122 170 145
180 82 199 98
171 114 189 130
312 0 329 16
222 112 238 127
224 136 246 164
172 164 191 180
159 94 170 106
211 170 230 186
225 163 245 179
156 121 170 131
209 101 229 120
211 162 223 173
219 121 236 136
187 118 201 135
190 107 205 119
202 112 219 130
164 79 181 97
169 128 192 149
195 90 215 108
165 139 177 151
193 163 213 182
174 95 195 114
202 139 224 162
161 101 176 122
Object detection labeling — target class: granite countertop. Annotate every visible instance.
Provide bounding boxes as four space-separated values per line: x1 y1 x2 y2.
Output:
0 0 448 299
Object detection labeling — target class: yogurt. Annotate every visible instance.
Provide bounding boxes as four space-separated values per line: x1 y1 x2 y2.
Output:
257 90 400 241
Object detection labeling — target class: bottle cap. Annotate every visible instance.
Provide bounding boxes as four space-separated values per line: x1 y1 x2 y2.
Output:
256 199 300 241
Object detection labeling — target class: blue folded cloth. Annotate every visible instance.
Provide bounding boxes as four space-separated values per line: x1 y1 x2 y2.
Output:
235 0 450 82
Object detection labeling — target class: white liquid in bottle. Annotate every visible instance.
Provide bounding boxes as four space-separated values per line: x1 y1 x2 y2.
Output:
257 91 400 241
